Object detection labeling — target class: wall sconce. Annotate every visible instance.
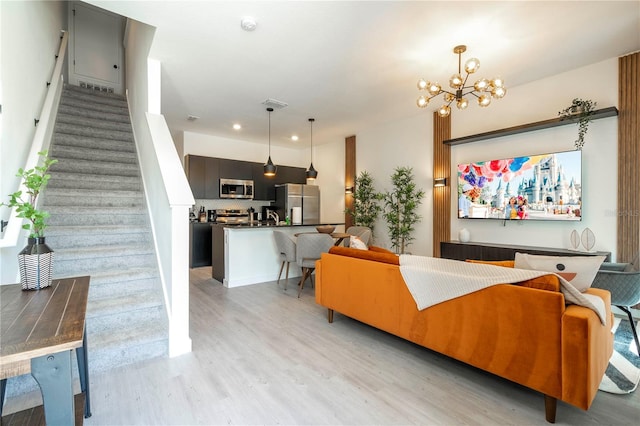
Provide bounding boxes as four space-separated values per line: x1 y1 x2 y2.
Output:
345 186 354 194
434 178 447 187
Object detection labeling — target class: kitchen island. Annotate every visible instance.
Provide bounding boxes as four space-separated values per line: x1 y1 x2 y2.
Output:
212 223 345 288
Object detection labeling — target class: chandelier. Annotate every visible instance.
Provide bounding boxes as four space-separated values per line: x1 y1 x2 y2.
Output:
416 45 506 117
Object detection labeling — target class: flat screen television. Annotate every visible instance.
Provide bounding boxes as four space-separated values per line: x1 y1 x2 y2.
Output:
457 150 582 221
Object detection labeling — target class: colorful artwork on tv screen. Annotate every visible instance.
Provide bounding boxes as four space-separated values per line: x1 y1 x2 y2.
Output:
457 150 582 221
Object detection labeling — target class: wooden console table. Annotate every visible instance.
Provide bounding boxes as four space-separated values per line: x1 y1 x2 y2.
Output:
441 241 611 262
0 276 92 425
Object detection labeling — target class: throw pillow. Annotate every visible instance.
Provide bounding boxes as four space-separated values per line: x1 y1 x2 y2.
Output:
349 236 368 250
514 252 606 292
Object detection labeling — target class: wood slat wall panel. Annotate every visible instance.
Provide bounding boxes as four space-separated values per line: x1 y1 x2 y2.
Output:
617 52 640 265
433 112 451 257
345 135 356 230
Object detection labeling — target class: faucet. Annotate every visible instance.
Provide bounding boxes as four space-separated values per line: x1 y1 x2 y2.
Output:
267 211 279 225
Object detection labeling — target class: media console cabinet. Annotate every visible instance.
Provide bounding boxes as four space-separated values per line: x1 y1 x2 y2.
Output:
440 241 611 262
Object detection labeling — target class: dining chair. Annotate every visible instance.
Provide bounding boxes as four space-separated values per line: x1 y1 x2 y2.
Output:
592 261 640 354
346 226 372 246
295 233 334 297
273 231 297 291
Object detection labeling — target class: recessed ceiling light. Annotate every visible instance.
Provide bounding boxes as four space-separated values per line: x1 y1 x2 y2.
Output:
241 17 257 31
291 135 299 141
233 123 242 130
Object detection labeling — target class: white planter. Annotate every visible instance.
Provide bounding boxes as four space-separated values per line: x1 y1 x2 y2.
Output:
458 228 471 243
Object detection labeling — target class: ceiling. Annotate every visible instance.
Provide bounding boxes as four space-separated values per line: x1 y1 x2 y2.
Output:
88 1 640 149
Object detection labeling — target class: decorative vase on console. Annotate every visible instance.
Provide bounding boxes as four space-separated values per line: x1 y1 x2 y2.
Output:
458 228 471 243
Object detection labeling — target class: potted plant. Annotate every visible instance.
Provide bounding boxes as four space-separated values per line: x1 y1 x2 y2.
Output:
2 150 57 290
345 171 382 238
382 167 425 254
558 98 597 150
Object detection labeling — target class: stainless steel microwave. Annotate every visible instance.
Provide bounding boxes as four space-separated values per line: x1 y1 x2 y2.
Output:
220 178 254 199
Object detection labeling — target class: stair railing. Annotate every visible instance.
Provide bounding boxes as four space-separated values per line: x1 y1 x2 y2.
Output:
0 30 68 248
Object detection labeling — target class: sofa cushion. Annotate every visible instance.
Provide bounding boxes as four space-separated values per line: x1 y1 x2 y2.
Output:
466 259 560 292
514 253 605 292
328 245 399 265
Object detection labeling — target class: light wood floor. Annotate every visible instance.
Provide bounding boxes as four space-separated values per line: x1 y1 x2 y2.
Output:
4 267 639 425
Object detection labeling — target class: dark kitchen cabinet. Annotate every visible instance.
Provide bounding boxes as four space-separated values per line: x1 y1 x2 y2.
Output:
185 155 206 199
204 157 219 198
190 223 212 268
275 166 307 186
219 159 253 180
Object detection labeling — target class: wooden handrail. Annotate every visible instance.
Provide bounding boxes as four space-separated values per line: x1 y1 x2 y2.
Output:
0 30 68 248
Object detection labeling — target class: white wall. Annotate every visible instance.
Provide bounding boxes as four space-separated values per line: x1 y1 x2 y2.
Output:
449 58 618 260
356 113 432 254
0 1 66 283
125 18 193 356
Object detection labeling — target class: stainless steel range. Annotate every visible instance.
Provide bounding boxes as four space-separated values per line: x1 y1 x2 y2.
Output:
215 209 249 224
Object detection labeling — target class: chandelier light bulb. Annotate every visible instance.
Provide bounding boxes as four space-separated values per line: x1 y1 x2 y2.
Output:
427 82 442 95
491 77 504 88
444 92 455 102
449 74 463 89
456 98 469 110
478 94 492 107
492 86 507 99
417 79 428 90
438 105 451 117
417 96 429 108
464 58 480 73
474 78 489 91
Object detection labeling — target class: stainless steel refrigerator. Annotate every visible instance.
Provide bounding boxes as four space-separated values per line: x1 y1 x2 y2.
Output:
274 184 320 225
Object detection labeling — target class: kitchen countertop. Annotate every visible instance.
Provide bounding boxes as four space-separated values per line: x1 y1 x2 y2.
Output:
219 222 344 228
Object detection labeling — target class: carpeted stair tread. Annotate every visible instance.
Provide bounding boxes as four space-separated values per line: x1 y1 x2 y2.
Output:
58 103 130 124
46 224 149 236
55 122 133 141
47 172 141 191
54 243 155 260
86 269 160 300
59 96 129 117
46 207 148 227
63 85 127 105
53 132 135 152
57 113 134 133
87 320 168 374
50 157 140 177
46 225 151 248
87 291 164 317
51 144 138 164
44 189 144 208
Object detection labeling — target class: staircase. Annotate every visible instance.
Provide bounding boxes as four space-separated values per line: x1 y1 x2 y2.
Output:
35 85 167 380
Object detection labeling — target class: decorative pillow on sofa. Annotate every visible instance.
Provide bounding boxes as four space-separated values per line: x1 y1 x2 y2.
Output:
349 236 368 250
514 252 606 292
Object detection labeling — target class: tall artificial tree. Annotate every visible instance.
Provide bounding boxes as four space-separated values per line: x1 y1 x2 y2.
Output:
382 167 425 254
346 171 382 236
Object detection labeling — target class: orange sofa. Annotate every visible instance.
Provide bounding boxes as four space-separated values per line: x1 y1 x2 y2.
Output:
315 246 613 423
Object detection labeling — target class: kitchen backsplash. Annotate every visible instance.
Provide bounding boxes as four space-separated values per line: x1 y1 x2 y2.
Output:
193 199 272 214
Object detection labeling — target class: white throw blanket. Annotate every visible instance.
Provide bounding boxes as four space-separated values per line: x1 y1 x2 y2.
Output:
398 255 607 325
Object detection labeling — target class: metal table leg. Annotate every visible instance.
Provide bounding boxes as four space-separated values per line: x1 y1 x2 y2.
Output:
31 350 74 425
0 378 6 418
76 329 92 418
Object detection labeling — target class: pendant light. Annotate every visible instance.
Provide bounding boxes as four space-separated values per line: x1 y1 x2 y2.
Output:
263 107 277 176
306 118 318 180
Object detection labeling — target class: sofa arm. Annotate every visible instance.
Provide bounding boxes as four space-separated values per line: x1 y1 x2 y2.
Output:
561 288 613 410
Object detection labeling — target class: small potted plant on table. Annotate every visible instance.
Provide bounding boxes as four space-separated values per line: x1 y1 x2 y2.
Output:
2 151 57 290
